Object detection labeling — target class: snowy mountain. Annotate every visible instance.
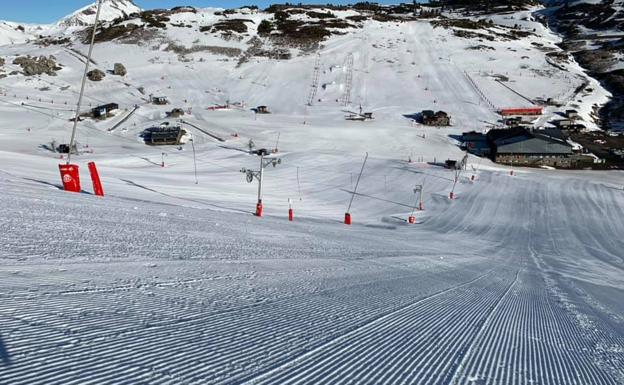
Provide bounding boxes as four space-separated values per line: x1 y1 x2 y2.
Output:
57 0 141 27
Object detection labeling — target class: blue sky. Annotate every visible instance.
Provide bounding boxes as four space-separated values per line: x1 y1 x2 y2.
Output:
2 1 407 24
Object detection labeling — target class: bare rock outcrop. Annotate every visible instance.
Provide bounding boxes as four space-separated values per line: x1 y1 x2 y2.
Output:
113 62 127 76
12 55 61 76
87 69 106 81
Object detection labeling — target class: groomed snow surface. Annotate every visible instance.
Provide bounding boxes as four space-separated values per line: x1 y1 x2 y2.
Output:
1 162 624 385
0 4 623 385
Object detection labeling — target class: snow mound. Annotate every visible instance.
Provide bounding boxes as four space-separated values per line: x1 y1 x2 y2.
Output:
58 0 141 27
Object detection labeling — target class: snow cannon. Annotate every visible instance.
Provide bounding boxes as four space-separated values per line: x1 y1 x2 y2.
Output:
59 164 81 193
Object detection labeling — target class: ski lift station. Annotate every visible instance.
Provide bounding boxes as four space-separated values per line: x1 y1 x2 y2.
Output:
92 103 119 119
346 112 374 121
254 105 271 114
151 96 170 105
141 125 187 146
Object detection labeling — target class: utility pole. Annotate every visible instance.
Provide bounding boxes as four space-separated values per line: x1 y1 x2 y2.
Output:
241 149 282 217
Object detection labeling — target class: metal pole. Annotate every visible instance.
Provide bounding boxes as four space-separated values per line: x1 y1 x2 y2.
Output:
67 0 103 164
347 152 368 213
274 132 280 153
257 153 264 204
451 168 460 197
410 188 418 217
190 138 198 184
510 153 514 175
296 166 303 201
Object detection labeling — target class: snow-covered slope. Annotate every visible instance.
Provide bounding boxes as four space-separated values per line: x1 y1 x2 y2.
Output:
57 0 141 27
0 21 36 46
0 143 623 385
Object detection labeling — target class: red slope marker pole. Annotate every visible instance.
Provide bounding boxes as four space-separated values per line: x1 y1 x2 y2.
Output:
288 198 294 221
88 162 104 197
256 200 263 217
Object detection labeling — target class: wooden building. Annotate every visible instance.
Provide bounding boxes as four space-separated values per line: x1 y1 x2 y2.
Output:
421 110 450 126
142 125 186 145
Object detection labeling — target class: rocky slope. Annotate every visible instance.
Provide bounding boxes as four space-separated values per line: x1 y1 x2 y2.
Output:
538 0 624 131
